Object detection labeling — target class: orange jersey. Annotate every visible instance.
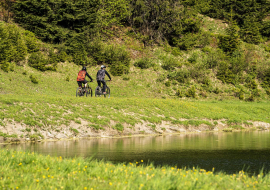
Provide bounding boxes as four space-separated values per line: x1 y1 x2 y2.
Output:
77 70 86 81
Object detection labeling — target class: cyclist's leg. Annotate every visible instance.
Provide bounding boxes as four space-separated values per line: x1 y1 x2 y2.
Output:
77 81 82 88
83 80 88 91
97 80 101 88
101 80 106 93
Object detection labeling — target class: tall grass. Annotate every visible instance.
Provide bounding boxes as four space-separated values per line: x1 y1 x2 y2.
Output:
0 148 268 190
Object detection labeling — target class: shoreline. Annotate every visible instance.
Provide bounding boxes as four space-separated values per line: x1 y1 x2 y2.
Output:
1 120 269 144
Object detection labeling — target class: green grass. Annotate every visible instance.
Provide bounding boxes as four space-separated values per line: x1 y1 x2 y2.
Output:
0 148 269 190
1 94 270 131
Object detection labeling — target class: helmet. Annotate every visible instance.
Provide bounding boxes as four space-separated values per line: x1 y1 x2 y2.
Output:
101 65 106 69
82 66 86 71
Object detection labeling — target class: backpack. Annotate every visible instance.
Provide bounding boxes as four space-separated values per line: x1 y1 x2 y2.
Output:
77 70 86 81
97 69 105 80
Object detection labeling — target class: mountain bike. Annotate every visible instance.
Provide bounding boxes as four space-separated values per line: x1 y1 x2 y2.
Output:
95 80 110 98
76 83 92 97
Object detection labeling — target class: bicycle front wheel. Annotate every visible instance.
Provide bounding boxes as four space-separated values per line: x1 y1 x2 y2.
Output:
86 87 92 97
104 86 110 98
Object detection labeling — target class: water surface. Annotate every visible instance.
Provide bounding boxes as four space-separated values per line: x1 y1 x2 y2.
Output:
2 131 270 174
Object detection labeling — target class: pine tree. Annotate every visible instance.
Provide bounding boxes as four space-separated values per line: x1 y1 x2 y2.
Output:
219 20 240 54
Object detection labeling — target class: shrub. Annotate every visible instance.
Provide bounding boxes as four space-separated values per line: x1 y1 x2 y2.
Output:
168 70 190 84
165 81 171 87
23 31 40 53
29 75 39 84
134 58 154 69
104 45 130 76
156 74 167 82
217 62 237 85
161 56 181 71
28 52 57 71
113 123 124 131
110 63 129 76
176 89 184 98
66 76 70 82
186 86 196 98
218 21 240 54
212 87 220 94
0 61 10 72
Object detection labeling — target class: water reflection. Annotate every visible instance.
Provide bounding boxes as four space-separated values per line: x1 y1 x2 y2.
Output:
1 131 270 174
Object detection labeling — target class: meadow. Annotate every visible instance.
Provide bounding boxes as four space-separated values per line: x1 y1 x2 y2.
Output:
0 148 269 190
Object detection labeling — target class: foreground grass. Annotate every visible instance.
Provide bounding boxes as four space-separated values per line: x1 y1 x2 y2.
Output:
1 94 270 129
0 149 269 190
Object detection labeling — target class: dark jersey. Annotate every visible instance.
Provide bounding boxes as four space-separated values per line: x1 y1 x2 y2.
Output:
97 69 111 80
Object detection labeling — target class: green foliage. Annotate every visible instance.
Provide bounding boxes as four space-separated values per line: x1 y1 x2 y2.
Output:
217 62 237 85
28 52 57 71
240 18 262 44
173 31 211 50
29 75 38 84
261 68 270 89
13 0 100 43
0 23 28 64
165 81 171 87
161 56 182 71
168 70 190 84
218 21 240 54
113 123 124 131
134 58 154 69
70 128 79 134
176 89 184 98
0 61 10 72
186 86 196 98
128 0 202 45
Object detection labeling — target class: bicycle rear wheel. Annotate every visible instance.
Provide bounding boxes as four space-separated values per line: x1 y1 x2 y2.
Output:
104 86 110 98
95 87 102 97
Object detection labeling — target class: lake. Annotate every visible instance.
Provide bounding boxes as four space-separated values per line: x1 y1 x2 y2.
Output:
1 131 270 174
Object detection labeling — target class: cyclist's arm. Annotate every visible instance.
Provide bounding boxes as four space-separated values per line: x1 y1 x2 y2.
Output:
105 70 111 80
86 72 93 81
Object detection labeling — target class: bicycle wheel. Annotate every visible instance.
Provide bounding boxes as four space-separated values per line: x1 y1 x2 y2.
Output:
86 87 92 97
95 87 101 97
76 87 82 97
104 86 110 98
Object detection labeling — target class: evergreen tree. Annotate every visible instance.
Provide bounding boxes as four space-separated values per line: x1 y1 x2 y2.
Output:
219 20 240 54
240 17 262 44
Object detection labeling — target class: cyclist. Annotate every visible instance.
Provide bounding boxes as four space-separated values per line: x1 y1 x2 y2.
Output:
77 66 93 91
97 65 111 94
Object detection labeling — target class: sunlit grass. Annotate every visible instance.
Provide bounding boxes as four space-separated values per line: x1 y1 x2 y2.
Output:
0 148 268 190
1 94 270 130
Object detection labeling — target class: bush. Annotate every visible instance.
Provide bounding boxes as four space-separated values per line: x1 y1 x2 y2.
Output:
28 52 57 71
161 56 181 71
110 63 129 76
23 31 40 53
29 75 39 84
113 123 124 131
134 58 154 69
168 70 190 84
156 74 167 82
217 62 237 85
176 89 184 98
0 61 10 72
165 81 171 87
104 45 130 76
186 86 196 98
218 22 240 54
